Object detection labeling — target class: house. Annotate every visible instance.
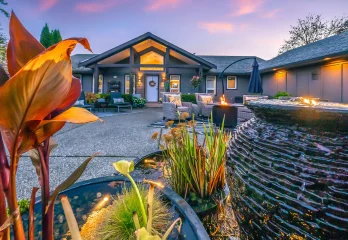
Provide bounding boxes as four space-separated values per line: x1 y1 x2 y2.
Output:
260 31 348 103
72 31 348 103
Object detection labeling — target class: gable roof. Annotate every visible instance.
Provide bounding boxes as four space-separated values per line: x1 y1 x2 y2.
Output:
199 56 265 75
79 32 216 69
72 54 97 74
260 31 348 72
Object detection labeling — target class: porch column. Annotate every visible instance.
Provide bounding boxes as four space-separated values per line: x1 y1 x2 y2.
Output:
165 47 170 78
129 47 134 94
93 65 99 93
198 67 204 93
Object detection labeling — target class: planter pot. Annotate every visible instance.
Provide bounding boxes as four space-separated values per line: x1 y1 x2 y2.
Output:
227 99 348 239
22 176 209 240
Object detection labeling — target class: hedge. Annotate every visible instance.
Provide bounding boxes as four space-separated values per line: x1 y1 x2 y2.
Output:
181 93 197 104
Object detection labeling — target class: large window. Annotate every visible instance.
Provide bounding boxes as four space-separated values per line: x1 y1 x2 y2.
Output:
140 51 164 71
125 74 136 94
227 76 237 89
169 75 180 93
206 76 216 94
98 74 103 93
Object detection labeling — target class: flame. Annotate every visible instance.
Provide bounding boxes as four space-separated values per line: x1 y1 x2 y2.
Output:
311 99 318 105
303 98 310 104
303 98 318 106
220 94 228 105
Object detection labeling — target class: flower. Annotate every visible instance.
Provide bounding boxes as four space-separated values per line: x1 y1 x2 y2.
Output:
113 160 134 176
180 112 190 120
151 132 159 140
165 120 174 128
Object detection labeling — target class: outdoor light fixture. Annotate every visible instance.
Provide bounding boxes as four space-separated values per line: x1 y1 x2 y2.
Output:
324 57 331 60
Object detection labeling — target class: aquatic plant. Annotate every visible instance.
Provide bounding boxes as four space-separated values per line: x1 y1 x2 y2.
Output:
0 12 102 239
80 185 171 240
156 117 231 199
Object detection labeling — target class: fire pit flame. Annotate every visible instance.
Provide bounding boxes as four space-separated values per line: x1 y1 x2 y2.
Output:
303 98 318 106
220 94 228 105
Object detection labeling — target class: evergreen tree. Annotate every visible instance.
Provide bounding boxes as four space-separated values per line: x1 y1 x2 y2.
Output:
0 24 7 70
40 23 52 48
51 29 62 45
0 0 9 18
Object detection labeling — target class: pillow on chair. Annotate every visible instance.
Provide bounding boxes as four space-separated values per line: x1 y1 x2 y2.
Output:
168 94 182 106
113 98 124 103
200 95 213 104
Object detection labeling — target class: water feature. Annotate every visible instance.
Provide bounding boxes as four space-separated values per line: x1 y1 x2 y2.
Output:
227 98 348 239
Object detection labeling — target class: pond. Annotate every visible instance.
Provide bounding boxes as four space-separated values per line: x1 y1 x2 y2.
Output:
21 176 209 240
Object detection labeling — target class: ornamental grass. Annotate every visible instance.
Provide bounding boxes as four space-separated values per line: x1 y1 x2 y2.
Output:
158 117 231 199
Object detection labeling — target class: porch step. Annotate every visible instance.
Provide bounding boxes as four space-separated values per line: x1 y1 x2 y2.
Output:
147 102 162 108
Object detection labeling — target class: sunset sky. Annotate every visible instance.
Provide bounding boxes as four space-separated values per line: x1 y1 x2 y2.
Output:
1 0 348 60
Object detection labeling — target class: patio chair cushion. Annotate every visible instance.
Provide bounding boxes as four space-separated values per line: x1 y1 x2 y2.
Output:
168 94 182 106
113 98 124 103
200 95 213 104
74 100 85 106
177 106 189 112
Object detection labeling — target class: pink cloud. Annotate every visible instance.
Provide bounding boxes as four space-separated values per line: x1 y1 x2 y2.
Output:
198 22 234 34
76 0 124 13
39 0 57 11
233 0 264 16
260 9 281 18
145 0 183 11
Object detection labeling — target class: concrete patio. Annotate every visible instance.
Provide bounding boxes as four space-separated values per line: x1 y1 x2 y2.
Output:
17 108 163 200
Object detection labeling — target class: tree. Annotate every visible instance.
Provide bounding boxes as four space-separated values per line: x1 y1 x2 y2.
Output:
51 29 62 45
40 23 52 48
279 14 348 54
0 0 9 18
0 24 6 69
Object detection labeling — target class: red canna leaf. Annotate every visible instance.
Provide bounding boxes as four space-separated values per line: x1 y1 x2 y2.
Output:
51 77 82 117
0 38 91 155
7 11 45 77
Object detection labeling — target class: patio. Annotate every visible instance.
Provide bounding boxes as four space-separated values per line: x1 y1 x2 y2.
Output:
16 107 253 200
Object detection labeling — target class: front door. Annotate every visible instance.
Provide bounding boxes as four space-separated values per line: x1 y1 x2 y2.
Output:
146 76 159 102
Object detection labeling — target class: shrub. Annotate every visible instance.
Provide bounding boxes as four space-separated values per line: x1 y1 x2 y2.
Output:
122 94 133 103
181 93 196 104
98 93 111 102
274 91 291 99
133 97 147 107
7 199 30 215
85 92 98 103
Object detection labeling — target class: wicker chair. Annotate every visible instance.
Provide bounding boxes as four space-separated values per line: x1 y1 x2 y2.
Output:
162 92 192 120
195 93 215 117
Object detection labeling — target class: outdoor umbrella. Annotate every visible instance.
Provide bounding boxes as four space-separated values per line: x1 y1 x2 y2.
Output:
248 58 263 94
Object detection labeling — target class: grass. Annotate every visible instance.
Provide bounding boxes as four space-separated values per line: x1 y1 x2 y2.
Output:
81 185 172 240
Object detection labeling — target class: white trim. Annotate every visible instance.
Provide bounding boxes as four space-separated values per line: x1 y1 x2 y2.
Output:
226 76 237 89
92 75 95 93
98 74 104 94
206 76 216 94
169 75 180 93
125 74 136 94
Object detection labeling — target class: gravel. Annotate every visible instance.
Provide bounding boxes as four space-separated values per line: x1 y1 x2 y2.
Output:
16 108 163 199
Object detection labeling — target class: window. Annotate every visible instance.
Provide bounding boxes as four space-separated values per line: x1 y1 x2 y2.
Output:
170 75 180 93
98 74 103 93
206 76 216 94
140 51 164 71
227 76 237 89
311 70 320 80
125 74 136 94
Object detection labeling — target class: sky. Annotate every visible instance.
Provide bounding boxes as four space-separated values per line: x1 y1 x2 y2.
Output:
1 0 348 60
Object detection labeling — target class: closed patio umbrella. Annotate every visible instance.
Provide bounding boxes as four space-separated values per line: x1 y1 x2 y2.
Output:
248 59 263 94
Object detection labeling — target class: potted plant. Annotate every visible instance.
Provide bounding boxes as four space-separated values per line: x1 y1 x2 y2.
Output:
164 79 170 92
133 97 147 108
0 13 103 240
190 76 202 90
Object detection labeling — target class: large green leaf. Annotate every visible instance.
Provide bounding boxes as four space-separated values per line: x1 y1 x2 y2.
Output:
46 153 99 212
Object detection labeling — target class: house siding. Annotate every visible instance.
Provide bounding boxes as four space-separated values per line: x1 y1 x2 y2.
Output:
81 74 93 93
261 60 348 103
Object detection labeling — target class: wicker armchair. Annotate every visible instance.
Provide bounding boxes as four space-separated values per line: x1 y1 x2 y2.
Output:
195 93 215 117
162 92 192 120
